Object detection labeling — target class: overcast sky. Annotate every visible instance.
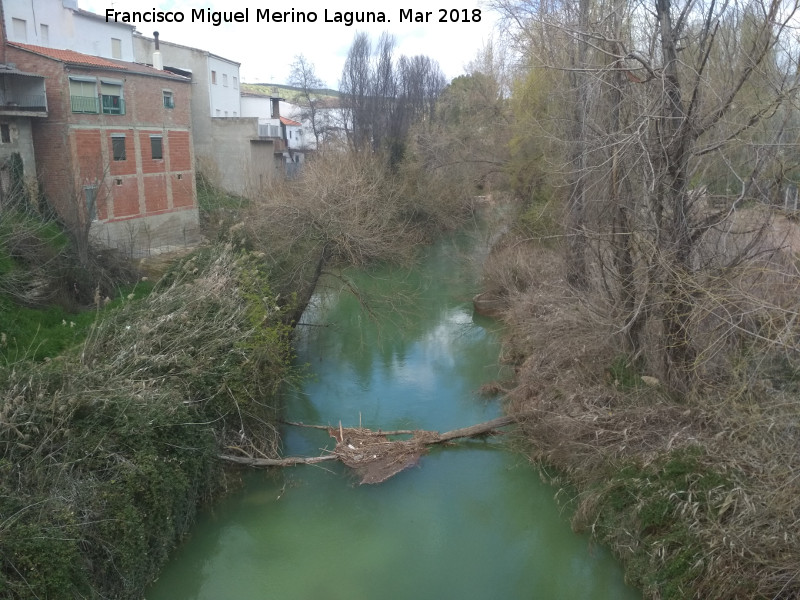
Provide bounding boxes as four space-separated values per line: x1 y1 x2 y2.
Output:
80 0 498 87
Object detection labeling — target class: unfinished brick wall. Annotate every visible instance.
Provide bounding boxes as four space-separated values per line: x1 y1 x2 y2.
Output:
6 45 198 247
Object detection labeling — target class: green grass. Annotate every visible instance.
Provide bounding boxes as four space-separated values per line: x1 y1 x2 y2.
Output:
197 174 250 215
607 354 643 389
0 280 155 363
592 446 737 599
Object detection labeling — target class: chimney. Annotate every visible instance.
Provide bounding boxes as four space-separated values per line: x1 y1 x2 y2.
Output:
152 31 163 70
271 97 281 119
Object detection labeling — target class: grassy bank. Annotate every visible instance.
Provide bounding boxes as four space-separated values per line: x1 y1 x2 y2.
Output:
485 204 800 599
0 245 293 599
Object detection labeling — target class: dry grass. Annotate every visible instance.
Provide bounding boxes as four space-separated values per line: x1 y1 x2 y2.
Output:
0 244 293 598
492 230 800 598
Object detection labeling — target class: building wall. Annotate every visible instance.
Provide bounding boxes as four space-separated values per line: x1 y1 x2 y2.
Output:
133 34 244 195
3 0 135 60
240 95 271 119
207 55 241 118
6 46 199 252
205 117 279 196
0 116 37 178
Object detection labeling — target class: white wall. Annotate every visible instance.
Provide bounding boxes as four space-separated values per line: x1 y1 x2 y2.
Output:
240 95 272 119
3 0 135 61
207 55 241 117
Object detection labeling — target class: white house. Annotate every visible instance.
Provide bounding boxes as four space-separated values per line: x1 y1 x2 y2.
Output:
2 0 135 61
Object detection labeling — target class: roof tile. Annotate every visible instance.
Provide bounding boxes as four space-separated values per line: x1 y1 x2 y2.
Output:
8 43 187 80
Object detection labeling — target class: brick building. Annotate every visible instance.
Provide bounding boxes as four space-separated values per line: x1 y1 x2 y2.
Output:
5 42 199 252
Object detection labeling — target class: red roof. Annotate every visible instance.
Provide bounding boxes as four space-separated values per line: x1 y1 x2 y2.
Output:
280 116 302 127
8 43 187 80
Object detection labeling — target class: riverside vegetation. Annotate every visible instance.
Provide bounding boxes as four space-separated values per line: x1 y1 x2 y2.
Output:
0 123 475 596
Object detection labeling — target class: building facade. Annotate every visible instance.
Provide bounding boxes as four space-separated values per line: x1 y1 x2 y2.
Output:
6 42 199 252
3 0 135 61
133 33 251 192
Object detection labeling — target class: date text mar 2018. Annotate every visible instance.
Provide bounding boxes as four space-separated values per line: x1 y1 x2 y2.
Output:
399 9 482 23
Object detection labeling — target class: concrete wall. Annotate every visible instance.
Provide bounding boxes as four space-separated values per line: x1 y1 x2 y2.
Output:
3 0 135 61
202 117 280 196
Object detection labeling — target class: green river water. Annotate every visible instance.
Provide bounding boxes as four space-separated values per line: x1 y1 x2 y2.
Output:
146 230 640 600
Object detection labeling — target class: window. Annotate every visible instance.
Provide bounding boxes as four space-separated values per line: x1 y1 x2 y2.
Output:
224 110 228 117
233 77 238 89
111 38 122 59
12 18 26 42
0 125 10 144
163 90 174 109
211 70 217 84
69 77 98 113
150 136 163 160
40 24 49 45
223 74 228 87
100 80 124 115
84 186 98 221
111 135 126 161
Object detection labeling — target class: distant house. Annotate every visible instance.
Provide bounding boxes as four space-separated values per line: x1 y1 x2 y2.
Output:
241 92 307 175
240 83 346 152
5 42 199 252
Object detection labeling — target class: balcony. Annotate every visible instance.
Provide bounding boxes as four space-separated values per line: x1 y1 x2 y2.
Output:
258 123 282 138
102 95 125 115
71 95 100 113
0 68 48 116
70 96 126 115
0 94 47 112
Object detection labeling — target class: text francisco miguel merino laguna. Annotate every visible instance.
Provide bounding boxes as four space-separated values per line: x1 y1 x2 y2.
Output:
105 7 484 26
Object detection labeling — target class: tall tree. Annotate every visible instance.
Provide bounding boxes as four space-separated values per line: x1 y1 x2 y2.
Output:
494 0 800 392
287 55 328 150
339 32 446 161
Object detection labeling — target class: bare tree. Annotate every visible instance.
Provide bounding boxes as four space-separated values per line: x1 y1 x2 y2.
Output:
339 32 447 162
340 32 373 151
494 0 800 392
287 55 328 150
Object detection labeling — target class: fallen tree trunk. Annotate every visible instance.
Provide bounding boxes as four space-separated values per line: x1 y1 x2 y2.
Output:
218 454 339 467
219 414 523 484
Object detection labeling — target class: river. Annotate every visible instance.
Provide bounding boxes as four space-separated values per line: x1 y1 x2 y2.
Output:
146 229 640 600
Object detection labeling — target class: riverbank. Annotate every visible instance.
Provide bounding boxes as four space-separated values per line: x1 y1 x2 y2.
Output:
0 245 294 599
487 230 800 598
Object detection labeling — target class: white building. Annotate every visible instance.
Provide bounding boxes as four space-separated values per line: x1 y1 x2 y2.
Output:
241 92 307 173
2 0 135 61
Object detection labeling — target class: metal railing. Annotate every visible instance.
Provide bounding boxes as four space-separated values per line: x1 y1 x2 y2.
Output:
0 94 47 111
70 96 127 115
71 95 100 113
258 123 282 138
101 96 125 115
